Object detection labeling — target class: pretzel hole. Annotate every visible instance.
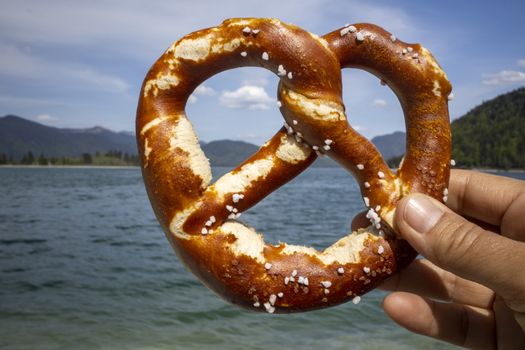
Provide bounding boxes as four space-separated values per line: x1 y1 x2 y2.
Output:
341 69 406 169
185 69 282 149
184 70 375 249
211 166 363 249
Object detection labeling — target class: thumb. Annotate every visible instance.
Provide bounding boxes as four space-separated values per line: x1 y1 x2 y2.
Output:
394 193 525 310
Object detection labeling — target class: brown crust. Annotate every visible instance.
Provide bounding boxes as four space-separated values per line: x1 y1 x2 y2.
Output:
174 232 396 312
324 24 451 203
136 18 451 313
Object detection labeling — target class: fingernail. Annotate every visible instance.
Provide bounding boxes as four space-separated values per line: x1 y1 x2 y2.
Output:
404 195 444 234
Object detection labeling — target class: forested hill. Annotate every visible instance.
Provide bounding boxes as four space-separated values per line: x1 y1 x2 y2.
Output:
0 115 137 160
451 87 525 169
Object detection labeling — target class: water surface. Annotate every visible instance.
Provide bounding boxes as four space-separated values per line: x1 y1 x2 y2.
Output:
3 167 521 349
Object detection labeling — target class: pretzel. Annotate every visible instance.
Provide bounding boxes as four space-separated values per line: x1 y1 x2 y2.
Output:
136 18 452 313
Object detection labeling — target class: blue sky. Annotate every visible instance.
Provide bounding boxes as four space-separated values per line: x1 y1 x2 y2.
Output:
1 0 524 145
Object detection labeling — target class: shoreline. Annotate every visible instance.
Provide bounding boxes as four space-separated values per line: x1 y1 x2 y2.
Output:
471 168 525 173
0 164 138 169
0 164 523 172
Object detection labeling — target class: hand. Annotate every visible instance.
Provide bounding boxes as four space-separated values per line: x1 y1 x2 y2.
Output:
373 170 525 349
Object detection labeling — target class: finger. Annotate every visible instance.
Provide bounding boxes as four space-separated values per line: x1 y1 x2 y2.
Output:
351 211 369 231
500 190 525 242
394 193 525 312
383 292 495 349
380 259 494 308
447 169 525 240
493 296 525 349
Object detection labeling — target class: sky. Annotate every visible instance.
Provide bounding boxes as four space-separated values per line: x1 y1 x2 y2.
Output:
1 0 524 145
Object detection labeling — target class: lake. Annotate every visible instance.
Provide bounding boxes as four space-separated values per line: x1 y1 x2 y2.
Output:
1 167 522 349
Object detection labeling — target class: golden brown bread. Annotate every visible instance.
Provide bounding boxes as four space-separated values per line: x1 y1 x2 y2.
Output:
136 18 452 313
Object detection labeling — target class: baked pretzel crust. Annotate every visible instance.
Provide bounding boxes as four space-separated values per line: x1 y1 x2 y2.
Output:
136 18 452 313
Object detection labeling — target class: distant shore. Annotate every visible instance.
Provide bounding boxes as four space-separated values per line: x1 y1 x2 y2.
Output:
0 164 138 169
1 164 523 173
471 168 525 173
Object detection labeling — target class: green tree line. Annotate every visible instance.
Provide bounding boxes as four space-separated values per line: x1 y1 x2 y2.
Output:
0 150 140 166
451 87 525 169
386 87 525 170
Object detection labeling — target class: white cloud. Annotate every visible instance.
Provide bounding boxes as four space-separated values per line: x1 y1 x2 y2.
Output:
34 114 58 122
0 1 419 63
373 98 387 108
482 70 525 86
0 2 302 60
242 76 271 87
219 85 274 110
194 84 216 96
518 59 525 67
65 66 130 93
0 44 129 93
188 95 198 104
0 0 457 136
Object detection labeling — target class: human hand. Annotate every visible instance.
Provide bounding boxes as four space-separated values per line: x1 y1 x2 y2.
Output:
368 169 525 349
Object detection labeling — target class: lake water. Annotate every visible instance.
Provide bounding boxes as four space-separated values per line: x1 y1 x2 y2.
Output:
1 167 522 350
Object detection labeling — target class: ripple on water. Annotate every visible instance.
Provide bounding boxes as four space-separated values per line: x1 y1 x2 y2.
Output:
0 239 47 245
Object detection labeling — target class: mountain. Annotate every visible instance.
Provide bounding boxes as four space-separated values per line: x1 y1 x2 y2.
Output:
0 115 137 159
364 87 525 169
371 131 406 160
8 87 524 169
0 114 406 166
451 87 525 169
196 134 407 168
201 140 259 166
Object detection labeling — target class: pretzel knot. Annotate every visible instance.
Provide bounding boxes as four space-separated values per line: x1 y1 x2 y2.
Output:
137 18 452 313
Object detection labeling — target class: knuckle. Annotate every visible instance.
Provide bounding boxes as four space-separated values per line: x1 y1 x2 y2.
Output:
429 214 485 270
444 272 460 302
